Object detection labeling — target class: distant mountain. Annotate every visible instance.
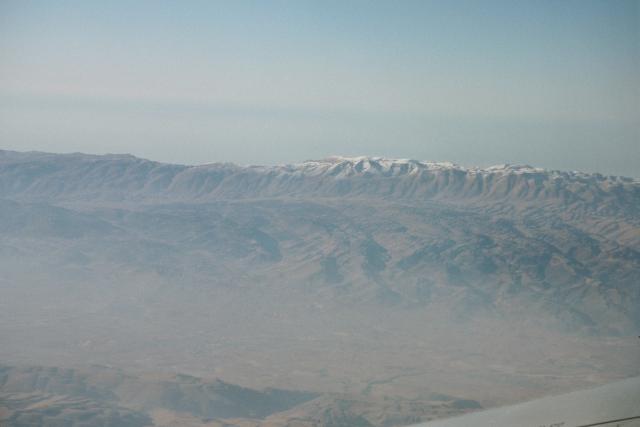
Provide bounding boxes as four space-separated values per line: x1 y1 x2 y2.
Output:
1 150 638 335
1 151 638 215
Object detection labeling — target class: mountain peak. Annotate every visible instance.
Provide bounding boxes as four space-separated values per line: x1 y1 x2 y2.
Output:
0 150 637 209
290 156 562 179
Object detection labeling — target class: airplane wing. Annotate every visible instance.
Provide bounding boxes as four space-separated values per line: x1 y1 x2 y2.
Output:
415 376 640 427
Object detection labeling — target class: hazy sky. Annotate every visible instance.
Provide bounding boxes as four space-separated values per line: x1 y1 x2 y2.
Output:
0 0 638 176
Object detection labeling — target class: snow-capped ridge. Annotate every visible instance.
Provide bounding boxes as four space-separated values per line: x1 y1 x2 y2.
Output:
287 156 561 179
0 150 637 212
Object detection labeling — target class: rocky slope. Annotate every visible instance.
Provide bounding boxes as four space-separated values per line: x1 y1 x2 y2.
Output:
0 392 152 427
1 151 638 216
1 150 639 426
0 150 638 334
0 365 478 427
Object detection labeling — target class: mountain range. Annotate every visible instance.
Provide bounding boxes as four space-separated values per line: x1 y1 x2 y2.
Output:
1 150 639 426
1 150 638 333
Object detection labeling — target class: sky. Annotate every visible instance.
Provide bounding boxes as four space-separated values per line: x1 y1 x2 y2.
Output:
0 0 638 176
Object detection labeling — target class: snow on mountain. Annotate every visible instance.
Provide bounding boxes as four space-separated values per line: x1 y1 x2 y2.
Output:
1 150 639 335
0 151 637 220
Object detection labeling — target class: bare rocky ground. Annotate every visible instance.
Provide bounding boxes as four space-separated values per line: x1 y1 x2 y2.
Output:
1 151 639 426
0 364 481 427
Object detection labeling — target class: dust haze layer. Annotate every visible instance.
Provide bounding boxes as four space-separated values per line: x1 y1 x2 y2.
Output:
1 150 639 425
1 150 638 331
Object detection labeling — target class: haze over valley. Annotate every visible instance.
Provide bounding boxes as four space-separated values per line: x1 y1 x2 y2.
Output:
1 150 639 426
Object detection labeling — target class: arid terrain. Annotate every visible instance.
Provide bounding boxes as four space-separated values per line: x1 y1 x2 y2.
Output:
0 364 485 427
1 150 639 426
